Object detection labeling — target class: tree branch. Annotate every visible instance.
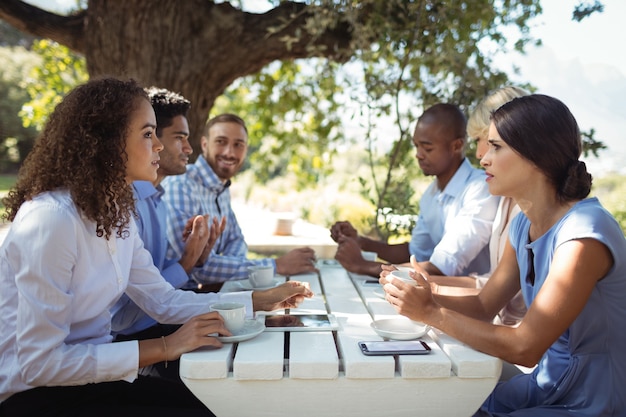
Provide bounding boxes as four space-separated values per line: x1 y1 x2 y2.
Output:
0 0 85 52
251 1 354 61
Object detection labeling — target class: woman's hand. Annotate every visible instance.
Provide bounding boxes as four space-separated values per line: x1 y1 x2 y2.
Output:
252 281 313 312
138 311 229 368
379 263 398 281
381 256 439 323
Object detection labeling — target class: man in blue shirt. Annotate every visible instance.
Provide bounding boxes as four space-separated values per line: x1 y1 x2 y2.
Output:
330 103 499 277
162 114 318 287
111 90 312 379
111 88 215 340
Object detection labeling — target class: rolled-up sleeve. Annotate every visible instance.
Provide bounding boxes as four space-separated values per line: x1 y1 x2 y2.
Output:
430 180 499 275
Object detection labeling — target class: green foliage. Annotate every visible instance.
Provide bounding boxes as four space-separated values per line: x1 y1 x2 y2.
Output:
213 59 344 190
333 0 543 242
580 128 607 158
5 0 610 245
0 174 17 212
573 0 604 21
0 40 86 172
590 175 626 233
211 0 546 216
0 174 17 191
19 39 87 132
0 46 40 172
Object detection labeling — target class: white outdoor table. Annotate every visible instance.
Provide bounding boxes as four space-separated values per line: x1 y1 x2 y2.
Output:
180 262 502 417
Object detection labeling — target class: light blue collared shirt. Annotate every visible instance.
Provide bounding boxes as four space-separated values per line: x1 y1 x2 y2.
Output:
409 159 499 275
110 181 185 335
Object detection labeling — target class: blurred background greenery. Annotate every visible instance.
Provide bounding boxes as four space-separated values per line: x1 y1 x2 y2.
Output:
1 0 623 238
4 164 626 238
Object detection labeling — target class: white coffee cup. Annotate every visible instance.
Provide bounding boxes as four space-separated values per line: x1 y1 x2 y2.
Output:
248 265 274 288
210 302 246 333
389 269 418 286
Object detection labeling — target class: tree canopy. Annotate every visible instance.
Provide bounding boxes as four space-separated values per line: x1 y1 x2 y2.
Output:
1 0 543 155
3 0 608 240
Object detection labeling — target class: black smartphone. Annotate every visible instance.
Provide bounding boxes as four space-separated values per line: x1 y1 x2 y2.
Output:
358 340 431 356
363 279 380 285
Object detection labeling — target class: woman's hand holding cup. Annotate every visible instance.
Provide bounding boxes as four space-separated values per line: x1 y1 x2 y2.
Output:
381 255 436 324
210 302 246 333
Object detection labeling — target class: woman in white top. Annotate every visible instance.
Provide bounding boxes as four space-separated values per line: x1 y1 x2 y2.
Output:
428 86 528 326
0 77 312 417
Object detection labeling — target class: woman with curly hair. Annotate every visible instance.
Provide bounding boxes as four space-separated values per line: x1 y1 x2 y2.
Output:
381 94 626 416
0 77 312 417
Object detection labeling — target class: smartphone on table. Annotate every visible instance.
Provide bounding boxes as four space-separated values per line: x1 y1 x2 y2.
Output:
358 340 431 356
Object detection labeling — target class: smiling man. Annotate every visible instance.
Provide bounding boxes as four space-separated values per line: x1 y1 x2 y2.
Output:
162 114 317 287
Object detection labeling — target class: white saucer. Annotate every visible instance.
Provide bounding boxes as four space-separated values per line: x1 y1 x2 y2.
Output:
217 319 265 343
371 318 430 340
237 278 281 290
373 288 386 299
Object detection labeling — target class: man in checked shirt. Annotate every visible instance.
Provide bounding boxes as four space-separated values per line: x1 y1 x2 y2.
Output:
162 114 318 289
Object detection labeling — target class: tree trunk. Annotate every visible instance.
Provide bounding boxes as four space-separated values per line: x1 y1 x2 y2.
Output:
0 0 353 155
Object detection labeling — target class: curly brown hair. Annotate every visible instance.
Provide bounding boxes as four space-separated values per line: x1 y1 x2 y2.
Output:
2 76 149 239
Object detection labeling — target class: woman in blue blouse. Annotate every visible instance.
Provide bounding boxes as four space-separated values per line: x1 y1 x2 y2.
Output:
381 94 626 416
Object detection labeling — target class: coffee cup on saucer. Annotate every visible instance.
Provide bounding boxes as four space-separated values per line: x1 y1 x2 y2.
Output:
210 302 246 333
247 265 274 288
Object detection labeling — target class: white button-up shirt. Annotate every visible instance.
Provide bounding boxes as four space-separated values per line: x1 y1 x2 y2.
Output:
0 190 251 403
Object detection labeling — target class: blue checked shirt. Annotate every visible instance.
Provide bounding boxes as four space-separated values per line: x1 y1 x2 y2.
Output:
161 156 275 287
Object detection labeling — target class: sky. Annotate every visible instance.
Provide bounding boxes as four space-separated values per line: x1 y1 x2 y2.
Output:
491 0 626 176
25 0 626 176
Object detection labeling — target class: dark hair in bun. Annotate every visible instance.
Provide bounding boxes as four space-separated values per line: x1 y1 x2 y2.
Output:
491 94 592 202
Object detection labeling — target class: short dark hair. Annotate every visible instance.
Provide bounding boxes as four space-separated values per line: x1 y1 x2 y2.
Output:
418 103 467 143
144 87 190 137
491 94 592 201
204 113 247 136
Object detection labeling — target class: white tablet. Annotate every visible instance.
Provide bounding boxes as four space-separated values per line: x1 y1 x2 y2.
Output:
260 313 339 332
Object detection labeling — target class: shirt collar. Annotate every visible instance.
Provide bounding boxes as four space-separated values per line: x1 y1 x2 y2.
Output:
132 180 164 201
195 156 232 193
441 158 475 198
